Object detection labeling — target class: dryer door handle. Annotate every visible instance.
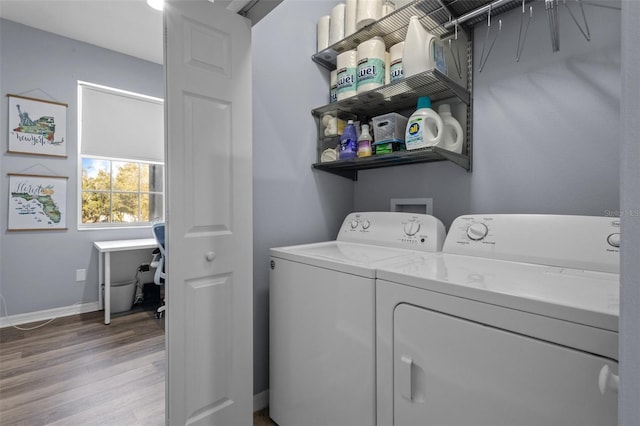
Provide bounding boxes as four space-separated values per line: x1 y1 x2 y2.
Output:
399 356 413 401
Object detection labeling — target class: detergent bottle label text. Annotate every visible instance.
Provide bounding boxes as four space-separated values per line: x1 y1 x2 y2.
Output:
405 117 424 149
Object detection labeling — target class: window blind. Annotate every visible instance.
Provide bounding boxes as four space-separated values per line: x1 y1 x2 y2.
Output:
80 83 164 162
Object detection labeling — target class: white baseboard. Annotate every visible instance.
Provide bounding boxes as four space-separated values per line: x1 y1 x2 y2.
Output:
0 302 99 329
253 389 269 412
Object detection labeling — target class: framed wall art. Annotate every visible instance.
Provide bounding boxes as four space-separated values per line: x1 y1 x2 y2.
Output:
8 173 68 231
7 94 68 157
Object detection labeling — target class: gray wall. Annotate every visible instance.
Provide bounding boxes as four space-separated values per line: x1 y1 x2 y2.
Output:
0 20 164 316
620 0 640 423
252 0 354 395
354 4 621 227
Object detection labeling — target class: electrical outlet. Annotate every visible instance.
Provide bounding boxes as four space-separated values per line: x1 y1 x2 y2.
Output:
76 269 87 282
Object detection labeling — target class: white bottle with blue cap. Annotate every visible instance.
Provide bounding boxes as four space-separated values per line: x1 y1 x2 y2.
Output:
405 96 443 150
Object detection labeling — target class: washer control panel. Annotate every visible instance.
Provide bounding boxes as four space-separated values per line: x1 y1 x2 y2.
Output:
444 215 620 273
338 212 446 252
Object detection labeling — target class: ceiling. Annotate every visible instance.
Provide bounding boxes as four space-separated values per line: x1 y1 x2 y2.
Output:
0 0 164 63
0 0 257 65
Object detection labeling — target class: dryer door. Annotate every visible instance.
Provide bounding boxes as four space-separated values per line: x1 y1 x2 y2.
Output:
393 303 618 426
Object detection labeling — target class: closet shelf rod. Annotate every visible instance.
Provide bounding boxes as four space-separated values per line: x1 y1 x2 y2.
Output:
444 0 516 29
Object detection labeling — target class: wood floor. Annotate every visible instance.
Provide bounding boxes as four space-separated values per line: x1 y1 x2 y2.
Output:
0 308 276 425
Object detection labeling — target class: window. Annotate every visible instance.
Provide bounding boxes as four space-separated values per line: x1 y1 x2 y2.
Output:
81 157 163 224
79 82 164 227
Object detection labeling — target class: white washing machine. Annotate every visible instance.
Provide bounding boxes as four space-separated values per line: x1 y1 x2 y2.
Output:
376 214 620 426
269 212 446 426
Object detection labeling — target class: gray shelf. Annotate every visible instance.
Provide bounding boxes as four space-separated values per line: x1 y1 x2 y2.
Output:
310 0 518 179
311 69 469 119
313 147 470 181
312 0 524 71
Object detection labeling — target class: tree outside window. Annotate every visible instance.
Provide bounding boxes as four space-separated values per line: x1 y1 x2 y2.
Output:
81 157 163 225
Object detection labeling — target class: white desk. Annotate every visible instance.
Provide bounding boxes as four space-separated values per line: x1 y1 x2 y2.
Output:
94 238 158 324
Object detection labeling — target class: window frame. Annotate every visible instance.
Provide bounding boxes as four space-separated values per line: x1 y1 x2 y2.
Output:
78 155 165 229
77 81 165 230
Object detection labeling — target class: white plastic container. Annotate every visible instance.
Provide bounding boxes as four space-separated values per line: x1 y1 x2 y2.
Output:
405 96 443 150
438 104 464 154
372 112 408 143
402 16 446 78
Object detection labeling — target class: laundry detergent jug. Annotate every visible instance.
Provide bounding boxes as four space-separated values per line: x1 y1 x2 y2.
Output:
438 104 464 154
402 16 446 78
405 96 443 150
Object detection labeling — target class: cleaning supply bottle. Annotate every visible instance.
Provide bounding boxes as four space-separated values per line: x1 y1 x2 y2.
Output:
339 120 358 159
357 123 373 157
402 16 442 78
405 96 443 151
438 104 464 154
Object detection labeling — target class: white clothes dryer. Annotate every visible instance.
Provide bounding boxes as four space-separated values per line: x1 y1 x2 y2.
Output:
376 214 620 426
269 212 446 426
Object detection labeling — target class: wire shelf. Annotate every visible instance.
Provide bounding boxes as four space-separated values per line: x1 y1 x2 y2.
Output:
312 69 469 119
312 0 524 70
313 147 470 180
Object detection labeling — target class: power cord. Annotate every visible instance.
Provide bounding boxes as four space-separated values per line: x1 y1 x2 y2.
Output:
1 263 152 331
0 293 92 331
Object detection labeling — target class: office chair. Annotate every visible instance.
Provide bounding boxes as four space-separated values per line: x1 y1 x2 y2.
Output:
150 222 166 319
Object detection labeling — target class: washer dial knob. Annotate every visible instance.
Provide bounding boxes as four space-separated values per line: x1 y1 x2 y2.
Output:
607 233 620 248
467 223 489 241
404 221 421 236
350 219 359 229
362 220 371 230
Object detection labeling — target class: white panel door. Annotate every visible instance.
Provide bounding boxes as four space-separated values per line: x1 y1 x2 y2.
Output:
393 303 618 426
164 1 252 425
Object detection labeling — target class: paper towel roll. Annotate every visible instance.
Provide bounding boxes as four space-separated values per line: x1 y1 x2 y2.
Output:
382 0 395 17
329 4 346 45
393 0 413 8
356 0 382 30
330 70 338 103
317 15 330 52
389 41 404 82
385 51 391 85
336 50 358 100
345 0 358 37
356 36 386 93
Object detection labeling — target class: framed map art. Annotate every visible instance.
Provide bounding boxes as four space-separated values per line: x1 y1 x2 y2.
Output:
7 94 68 157
8 173 68 231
